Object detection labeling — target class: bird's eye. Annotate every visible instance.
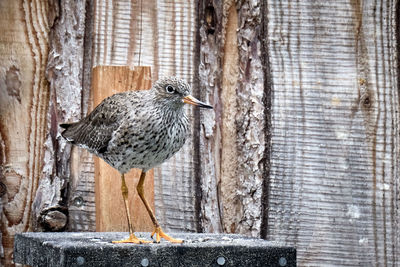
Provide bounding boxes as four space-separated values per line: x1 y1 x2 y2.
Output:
165 85 175 94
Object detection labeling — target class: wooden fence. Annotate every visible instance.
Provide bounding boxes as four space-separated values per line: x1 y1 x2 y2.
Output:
0 0 399 266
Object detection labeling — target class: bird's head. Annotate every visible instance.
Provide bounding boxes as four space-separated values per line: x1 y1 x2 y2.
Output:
153 77 213 110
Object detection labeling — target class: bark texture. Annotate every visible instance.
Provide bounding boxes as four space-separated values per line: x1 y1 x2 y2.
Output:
197 0 265 237
32 0 91 234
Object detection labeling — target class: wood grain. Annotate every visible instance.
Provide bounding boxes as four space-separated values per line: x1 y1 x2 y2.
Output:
92 66 155 232
220 4 240 234
67 0 96 232
0 0 52 265
1 1 93 265
93 0 199 232
265 0 399 265
3 1 396 266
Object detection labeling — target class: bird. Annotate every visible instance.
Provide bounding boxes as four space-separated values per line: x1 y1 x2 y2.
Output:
60 77 212 244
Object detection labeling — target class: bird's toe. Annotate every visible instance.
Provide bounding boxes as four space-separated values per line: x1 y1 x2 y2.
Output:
112 233 151 244
151 227 183 243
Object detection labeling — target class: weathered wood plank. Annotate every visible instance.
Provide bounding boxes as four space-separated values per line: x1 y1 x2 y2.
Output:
197 0 224 234
220 4 241 235
1 0 93 265
265 0 399 265
0 0 52 265
197 0 265 236
93 0 199 232
67 0 96 232
234 0 266 237
92 65 154 232
32 0 94 235
68 149 96 231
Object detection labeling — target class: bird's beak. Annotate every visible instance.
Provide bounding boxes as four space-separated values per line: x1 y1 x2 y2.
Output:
183 95 213 109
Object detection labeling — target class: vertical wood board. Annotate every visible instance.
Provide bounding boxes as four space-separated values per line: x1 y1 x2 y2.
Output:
0 0 52 265
266 0 399 265
1 0 93 265
67 0 96 232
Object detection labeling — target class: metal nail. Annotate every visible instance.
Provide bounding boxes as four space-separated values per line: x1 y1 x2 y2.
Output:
73 196 84 207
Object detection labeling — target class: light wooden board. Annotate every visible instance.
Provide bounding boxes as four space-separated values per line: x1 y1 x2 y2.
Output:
92 66 155 232
93 0 199 232
0 0 51 265
265 0 400 265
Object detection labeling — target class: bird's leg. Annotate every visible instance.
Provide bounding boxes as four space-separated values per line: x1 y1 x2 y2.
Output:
137 170 183 243
112 173 150 244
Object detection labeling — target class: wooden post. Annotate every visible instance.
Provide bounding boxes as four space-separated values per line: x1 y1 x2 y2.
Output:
92 66 154 232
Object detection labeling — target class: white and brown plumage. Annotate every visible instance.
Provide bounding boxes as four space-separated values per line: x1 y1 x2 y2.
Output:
60 77 212 243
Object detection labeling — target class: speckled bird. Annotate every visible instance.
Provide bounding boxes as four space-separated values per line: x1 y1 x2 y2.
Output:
60 77 212 244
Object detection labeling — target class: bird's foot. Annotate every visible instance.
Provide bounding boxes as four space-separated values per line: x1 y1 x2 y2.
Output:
151 227 183 243
112 233 151 244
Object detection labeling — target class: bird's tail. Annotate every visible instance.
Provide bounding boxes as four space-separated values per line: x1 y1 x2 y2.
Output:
60 122 79 144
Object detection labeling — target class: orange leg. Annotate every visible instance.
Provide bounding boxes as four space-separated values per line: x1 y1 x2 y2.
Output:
137 170 183 243
112 173 150 244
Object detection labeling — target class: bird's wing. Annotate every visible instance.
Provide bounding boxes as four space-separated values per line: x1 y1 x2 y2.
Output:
61 92 132 154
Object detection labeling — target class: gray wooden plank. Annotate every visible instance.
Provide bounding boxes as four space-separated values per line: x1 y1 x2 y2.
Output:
265 0 399 265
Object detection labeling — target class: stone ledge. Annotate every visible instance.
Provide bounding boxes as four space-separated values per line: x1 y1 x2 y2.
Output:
14 232 296 267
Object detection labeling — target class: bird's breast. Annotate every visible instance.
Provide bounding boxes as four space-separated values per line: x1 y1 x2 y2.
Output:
107 111 189 172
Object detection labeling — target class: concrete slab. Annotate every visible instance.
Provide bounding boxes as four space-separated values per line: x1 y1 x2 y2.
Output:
14 232 296 267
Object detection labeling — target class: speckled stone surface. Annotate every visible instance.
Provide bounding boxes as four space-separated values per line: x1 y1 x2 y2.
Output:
14 232 296 267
